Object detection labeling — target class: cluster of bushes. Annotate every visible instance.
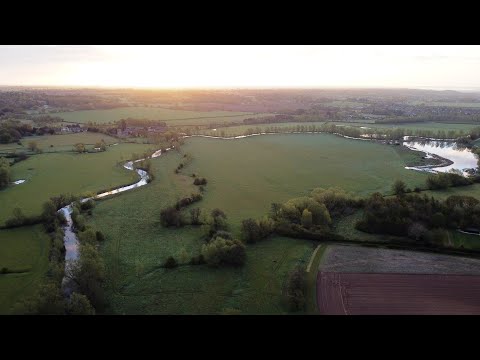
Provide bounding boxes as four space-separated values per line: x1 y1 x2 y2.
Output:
19 282 95 315
275 196 332 229
0 122 55 144
237 187 358 244
201 236 246 267
193 177 207 186
175 193 202 210
285 266 306 312
0 157 11 190
426 171 473 190
94 140 107 152
41 196 77 233
174 153 192 174
13 194 100 315
355 191 480 246
160 193 204 227
66 200 106 312
240 217 275 243
4 208 42 228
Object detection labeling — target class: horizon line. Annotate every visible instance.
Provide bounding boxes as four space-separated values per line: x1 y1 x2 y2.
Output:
0 84 479 93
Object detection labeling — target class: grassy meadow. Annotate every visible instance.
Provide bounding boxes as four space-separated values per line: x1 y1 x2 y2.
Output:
331 121 479 132
0 225 50 314
0 132 120 155
0 143 155 225
199 121 479 138
181 134 427 230
83 133 431 314
86 149 314 314
53 107 270 126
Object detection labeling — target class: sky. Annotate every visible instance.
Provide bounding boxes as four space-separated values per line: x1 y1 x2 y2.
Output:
1 45 480 90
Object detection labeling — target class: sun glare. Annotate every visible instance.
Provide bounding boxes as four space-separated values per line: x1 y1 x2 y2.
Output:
2 45 480 89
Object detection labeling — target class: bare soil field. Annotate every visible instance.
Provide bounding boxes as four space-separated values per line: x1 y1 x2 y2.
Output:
321 245 480 274
317 272 480 315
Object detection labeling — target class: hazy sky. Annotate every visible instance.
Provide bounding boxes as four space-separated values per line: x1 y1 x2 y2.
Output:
1 45 480 89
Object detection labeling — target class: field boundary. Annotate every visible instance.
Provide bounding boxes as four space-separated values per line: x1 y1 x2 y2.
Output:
306 245 321 273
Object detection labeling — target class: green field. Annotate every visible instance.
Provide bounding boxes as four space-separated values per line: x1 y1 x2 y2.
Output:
200 121 479 138
81 133 430 314
0 225 50 314
53 107 270 126
332 121 478 132
424 183 480 200
0 143 154 225
181 134 427 230
86 150 313 314
200 122 328 137
0 132 120 154
408 101 480 108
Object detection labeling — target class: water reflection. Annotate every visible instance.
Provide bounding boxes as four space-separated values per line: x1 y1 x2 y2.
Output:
404 139 478 175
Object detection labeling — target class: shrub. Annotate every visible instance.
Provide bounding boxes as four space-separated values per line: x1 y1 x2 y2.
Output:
241 218 261 243
95 231 105 242
392 180 407 196
80 199 96 211
189 254 206 265
160 206 183 227
301 209 313 228
193 177 207 186
164 256 178 268
1 267 8 274
211 230 232 240
286 266 306 312
78 229 97 244
67 293 95 315
202 237 246 267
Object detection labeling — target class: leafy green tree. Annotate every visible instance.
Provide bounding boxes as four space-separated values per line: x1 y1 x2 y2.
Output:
78 229 97 244
301 209 313 228
67 293 95 315
69 243 105 310
286 266 306 312
164 256 178 268
201 237 246 267
5 207 26 227
392 180 407 196
28 141 38 152
241 218 261 243
179 247 189 264
189 207 201 225
25 282 66 315
74 143 86 153
0 157 11 189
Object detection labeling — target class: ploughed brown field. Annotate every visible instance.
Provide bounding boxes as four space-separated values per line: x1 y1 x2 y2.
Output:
317 272 480 315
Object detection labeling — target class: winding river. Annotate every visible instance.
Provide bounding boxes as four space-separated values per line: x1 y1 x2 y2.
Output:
60 147 168 295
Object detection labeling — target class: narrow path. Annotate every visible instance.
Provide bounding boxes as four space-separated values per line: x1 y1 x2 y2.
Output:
305 244 327 314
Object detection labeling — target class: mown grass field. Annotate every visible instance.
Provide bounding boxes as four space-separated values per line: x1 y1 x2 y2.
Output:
53 107 270 126
0 225 50 314
87 150 313 314
0 143 154 225
181 134 427 231
0 132 120 154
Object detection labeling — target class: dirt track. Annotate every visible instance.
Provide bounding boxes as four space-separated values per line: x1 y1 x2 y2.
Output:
317 272 480 315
